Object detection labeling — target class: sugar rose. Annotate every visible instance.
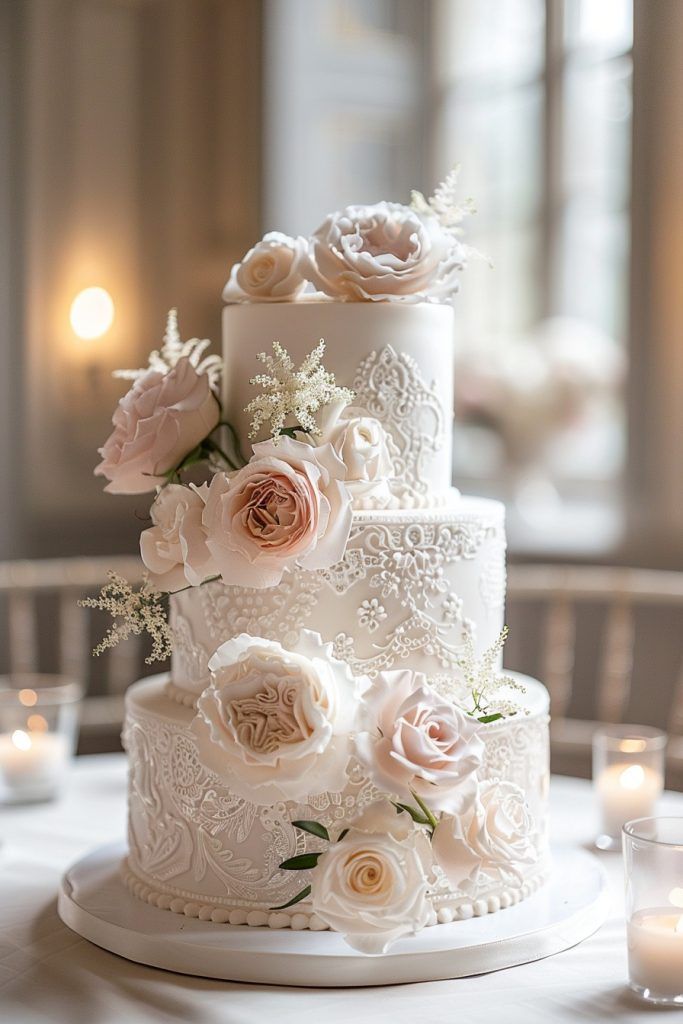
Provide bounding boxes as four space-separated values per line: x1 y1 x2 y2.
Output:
95 357 220 494
319 402 393 506
139 483 212 591
309 800 433 954
306 201 464 303
432 780 537 893
222 231 309 303
202 436 352 589
192 631 358 804
355 670 484 813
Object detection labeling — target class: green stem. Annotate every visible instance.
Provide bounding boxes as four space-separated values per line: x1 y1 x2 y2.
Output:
410 790 438 831
168 574 221 597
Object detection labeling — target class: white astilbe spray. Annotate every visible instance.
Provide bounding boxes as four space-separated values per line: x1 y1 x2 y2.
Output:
432 627 526 723
245 339 354 441
114 309 223 390
79 571 173 665
410 166 488 265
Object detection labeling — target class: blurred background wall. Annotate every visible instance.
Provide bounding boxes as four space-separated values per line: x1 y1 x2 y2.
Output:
1 0 683 750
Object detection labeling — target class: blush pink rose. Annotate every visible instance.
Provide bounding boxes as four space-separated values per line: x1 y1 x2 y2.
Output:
95 357 220 494
139 483 212 591
306 202 464 303
202 436 353 589
355 670 484 813
222 231 309 303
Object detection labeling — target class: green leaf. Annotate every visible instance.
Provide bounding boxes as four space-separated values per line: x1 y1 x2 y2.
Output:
270 885 311 911
291 820 330 842
279 852 322 871
392 802 431 826
478 712 504 724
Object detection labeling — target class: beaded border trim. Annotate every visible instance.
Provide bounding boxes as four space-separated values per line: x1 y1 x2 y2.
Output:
121 857 548 933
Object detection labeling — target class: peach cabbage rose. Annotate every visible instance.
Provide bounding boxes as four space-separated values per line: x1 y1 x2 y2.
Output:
202 436 353 589
309 800 433 954
318 402 393 506
139 483 212 591
95 357 220 494
355 670 484 813
432 780 537 893
222 231 309 303
305 201 465 304
192 631 359 804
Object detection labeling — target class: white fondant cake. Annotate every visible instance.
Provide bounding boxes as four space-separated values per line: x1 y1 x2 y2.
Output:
123 672 549 929
97 184 552 953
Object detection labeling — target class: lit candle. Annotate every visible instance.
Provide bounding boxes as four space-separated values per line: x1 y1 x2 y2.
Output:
0 728 70 802
596 762 663 837
628 896 683 1000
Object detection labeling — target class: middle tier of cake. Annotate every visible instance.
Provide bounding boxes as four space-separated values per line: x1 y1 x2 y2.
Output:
170 496 506 699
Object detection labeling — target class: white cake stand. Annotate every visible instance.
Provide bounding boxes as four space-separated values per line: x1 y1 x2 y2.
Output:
58 842 608 987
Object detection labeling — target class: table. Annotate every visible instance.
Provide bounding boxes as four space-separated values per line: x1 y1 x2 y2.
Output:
1 755 682 1024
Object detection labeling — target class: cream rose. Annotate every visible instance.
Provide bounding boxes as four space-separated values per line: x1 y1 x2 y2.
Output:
139 483 212 591
355 670 484 813
192 631 358 804
432 780 538 893
202 436 352 589
95 357 220 494
305 201 464 303
222 231 308 303
319 402 393 505
309 800 433 954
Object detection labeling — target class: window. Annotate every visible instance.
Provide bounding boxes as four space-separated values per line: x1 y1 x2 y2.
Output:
433 0 633 552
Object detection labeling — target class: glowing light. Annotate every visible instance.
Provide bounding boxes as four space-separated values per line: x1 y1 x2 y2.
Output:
69 287 114 340
619 738 647 754
11 729 32 751
669 888 683 909
619 764 645 790
18 688 37 707
27 714 48 733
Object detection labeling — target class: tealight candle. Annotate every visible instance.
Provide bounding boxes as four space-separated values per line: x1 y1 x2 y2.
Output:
596 763 662 838
623 818 683 1005
0 728 70 802
593 726 666 850
0 675 81 804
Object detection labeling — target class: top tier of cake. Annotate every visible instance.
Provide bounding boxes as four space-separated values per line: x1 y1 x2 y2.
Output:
222 301 455 507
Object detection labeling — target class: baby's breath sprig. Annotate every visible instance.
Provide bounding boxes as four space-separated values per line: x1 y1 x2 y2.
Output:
245 340 354 442
79 571 173 665
432 627 526 723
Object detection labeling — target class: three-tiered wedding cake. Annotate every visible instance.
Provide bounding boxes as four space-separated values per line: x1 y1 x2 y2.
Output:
94 177 550 955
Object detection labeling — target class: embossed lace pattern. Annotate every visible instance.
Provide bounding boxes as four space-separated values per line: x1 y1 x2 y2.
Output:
123 691 549 912
172 510 507 690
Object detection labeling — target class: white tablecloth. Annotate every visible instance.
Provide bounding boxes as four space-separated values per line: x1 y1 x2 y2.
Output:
1 755 681 1024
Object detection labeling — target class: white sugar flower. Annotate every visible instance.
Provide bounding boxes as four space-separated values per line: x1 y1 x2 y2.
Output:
309 801 433 954
357 598 387 633
244 340 354 441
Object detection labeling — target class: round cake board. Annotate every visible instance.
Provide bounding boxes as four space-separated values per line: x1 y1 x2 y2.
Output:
58 842 608 987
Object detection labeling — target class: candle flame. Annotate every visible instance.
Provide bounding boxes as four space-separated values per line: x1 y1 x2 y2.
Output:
619 764 645 790
27 713 48 733
11 729 32 751
18 688 37 707
618 738 647 754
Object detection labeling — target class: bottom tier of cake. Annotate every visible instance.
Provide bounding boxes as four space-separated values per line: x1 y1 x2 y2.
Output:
122 674 550 932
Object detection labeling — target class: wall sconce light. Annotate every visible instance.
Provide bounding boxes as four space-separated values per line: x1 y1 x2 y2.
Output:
69 286 115 341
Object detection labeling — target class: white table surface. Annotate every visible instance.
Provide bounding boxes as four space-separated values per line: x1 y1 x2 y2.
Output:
1 755 682 1024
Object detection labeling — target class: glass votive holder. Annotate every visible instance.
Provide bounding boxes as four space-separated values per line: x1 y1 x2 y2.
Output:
623 817 683 1005
593 724 666 851
0 674 82 804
